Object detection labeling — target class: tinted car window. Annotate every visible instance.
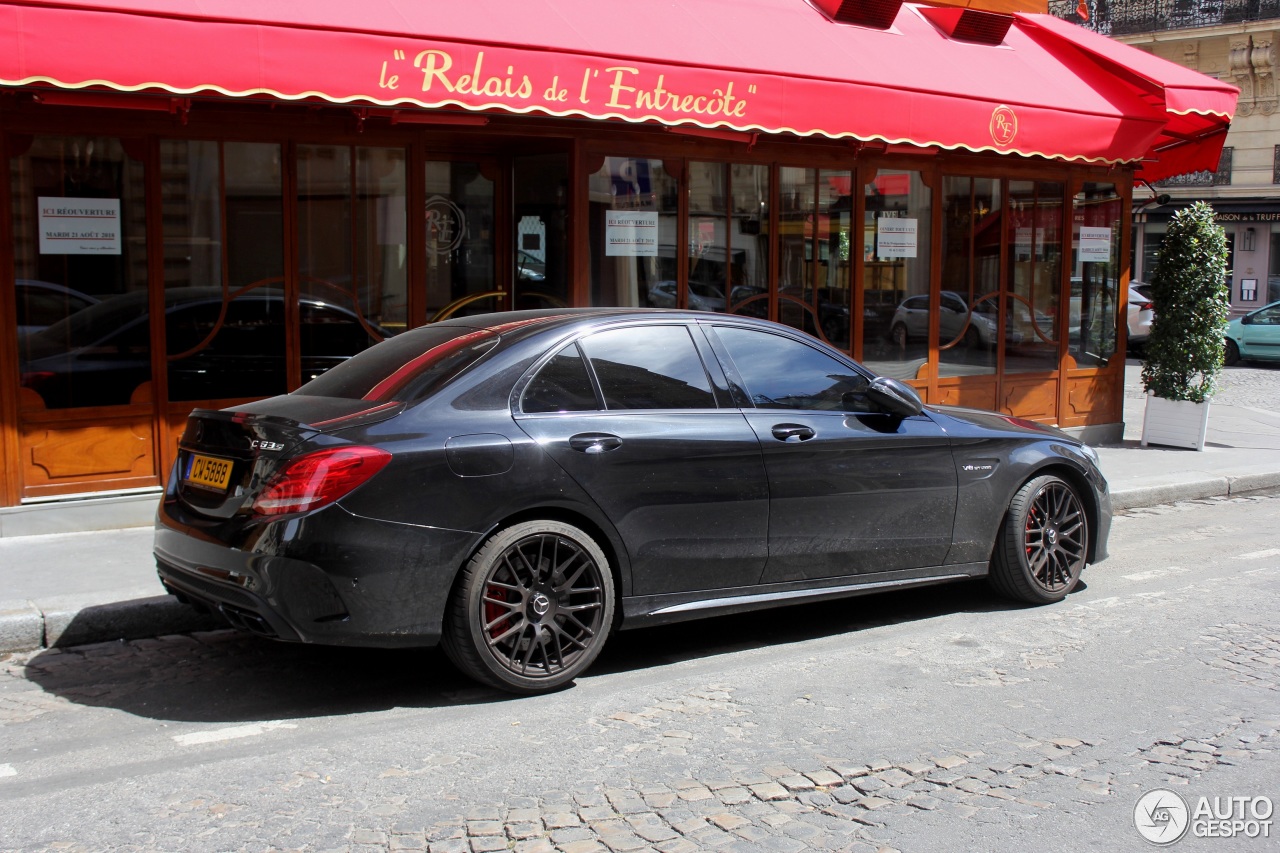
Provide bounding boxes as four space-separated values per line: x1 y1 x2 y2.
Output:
715 326 869 410
522 345 600 413
579 326 716 410
296 325 497 401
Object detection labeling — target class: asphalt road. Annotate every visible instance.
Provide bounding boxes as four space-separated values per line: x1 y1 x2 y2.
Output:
2 492 1278 853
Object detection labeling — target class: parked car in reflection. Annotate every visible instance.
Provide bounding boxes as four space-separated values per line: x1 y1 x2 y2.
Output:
15 279 100 336
20 287 388 409
155 308 1111 695
647 280 727 312
1224 299 1280 365
516 250 546 282
890 291 999 348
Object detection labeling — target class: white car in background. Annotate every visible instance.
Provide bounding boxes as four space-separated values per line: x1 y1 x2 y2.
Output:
1127 281 1154 351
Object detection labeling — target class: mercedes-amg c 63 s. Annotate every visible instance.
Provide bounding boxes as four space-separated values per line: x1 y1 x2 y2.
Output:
155 309 1111 694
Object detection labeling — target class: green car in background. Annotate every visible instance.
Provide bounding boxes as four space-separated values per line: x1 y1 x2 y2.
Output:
1225 300 1280 365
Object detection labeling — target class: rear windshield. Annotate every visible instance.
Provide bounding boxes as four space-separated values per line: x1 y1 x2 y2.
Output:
295 325 497 402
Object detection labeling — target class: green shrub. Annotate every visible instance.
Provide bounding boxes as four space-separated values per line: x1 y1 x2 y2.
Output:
1141 201 1230 403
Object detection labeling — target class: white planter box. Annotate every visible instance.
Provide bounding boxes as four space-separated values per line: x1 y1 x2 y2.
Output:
1140 393 1211 451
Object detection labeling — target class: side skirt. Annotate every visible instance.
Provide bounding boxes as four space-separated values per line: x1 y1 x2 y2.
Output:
619 562 990 629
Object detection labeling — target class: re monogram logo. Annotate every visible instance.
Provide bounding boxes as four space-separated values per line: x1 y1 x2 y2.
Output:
990 105 1018 146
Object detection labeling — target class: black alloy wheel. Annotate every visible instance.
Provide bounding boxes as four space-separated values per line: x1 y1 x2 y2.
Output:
443 520 615 694
989 474 1088 604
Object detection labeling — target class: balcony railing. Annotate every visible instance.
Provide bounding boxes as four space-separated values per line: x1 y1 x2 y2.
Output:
1048 0 1280 34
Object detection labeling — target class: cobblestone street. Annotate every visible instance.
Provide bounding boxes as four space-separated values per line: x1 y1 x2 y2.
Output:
3 490 1279 851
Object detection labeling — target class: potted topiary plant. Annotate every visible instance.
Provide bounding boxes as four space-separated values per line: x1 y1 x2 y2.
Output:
1140 200 1231 450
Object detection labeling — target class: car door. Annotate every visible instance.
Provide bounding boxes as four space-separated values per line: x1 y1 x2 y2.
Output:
1240 304 1280 359
514 322 769 595
706 323 958 584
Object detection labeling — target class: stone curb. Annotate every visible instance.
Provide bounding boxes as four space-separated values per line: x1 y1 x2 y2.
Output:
3 472 1279 656
1110 470 1280 511
1 595 222 655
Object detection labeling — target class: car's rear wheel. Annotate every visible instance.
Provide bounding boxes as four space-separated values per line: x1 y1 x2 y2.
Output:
1224 338 1241 366
890 323 908 348
442 520 614 694
989 474 1087 604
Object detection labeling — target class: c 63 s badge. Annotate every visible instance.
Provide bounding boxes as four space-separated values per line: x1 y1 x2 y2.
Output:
250 439 285 452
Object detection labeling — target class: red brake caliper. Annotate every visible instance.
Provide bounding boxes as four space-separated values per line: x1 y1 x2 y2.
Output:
1026 505 1038 558
485 584 510 640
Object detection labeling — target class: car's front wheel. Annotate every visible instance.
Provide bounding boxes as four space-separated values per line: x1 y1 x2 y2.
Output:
1224 338 1241 366
989 474 1088 604
442 520 615 694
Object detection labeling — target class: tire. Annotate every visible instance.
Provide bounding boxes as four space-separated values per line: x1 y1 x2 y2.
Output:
1224 338 1240 366
988 474 1088 605
963 324 982 349
890 323 908 348
442 520 615 694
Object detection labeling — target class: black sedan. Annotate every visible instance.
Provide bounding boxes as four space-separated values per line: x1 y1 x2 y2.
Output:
155 309 1111 694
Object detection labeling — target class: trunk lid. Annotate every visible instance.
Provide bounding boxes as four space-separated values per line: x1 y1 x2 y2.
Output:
173 395 404 519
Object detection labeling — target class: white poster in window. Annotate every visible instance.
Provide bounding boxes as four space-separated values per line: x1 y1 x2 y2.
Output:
877 217 917 259
606 211 659 256
39 197 121 255
1079 226 1112 263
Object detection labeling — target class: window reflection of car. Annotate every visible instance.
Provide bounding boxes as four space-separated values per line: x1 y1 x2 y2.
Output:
646 280 727 312
890 291 998 348
516 251 546 282
19 287 388 409
15 279 100 336
975 296 1056 347
1125 282 1154 352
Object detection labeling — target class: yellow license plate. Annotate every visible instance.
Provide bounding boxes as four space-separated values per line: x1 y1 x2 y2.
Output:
186 453 234 491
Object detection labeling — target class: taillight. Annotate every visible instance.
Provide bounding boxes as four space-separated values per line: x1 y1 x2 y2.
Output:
251 446 391 516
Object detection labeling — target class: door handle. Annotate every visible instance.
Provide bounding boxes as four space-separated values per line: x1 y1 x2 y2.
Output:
568 433 623 454
771 424 815 442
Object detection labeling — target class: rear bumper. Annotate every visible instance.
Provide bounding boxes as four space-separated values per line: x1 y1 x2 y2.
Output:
154 502 481 648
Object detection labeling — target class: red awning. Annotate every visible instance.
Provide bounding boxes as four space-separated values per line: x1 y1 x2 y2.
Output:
1014 13 1235 182
0 0 1236 178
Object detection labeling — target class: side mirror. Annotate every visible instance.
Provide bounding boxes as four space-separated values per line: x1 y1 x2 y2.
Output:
1241 314 1254 326
866 376 923 418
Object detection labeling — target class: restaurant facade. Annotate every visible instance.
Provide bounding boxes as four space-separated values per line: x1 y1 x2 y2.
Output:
0 0 1237 532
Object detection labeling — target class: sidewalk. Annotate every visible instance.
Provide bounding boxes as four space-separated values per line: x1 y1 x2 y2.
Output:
3 361 1280 655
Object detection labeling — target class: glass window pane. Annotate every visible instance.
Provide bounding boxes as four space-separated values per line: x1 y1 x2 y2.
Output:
777 166 814 329
12 136 149 409
688 162 729 313
162 141 286 402
356 147 407 334
514 153 569 311
522 344 600 413
424 160 496 320
862 169 931 379
579 326 715 410
588 157 677 308
298 144 392 385
1070 182 1122 367
729 163 770 319
1006 180 1063 374
715 326 867 411
775 169 851 349
938 177 999 378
